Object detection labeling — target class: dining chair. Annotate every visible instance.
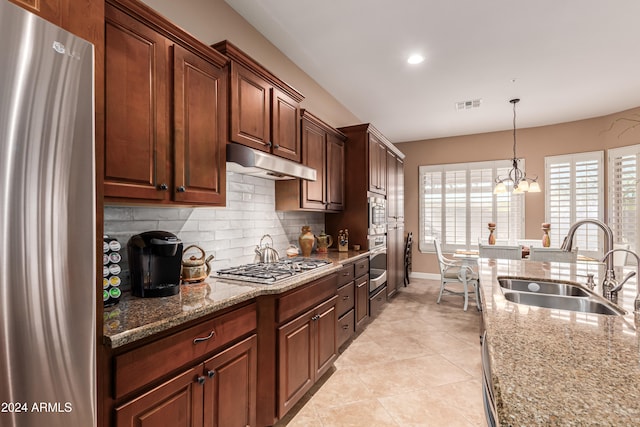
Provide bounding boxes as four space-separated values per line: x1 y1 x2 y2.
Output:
528 246 578 262
478 242 522 260
434 239 479 311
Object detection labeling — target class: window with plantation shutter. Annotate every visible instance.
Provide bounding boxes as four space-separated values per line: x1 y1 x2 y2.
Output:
608 144 640 255
419 160 524 253
545 151 604 257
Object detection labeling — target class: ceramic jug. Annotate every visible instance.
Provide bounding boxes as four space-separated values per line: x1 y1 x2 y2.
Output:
315 231 333 253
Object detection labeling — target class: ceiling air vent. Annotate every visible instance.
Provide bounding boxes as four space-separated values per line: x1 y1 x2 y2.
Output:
455 99 482 111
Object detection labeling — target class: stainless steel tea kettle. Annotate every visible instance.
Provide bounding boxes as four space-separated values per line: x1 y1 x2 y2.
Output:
254 234 280 263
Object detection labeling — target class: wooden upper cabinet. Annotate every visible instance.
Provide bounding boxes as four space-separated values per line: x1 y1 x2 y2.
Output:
104 5 170 201
326 133 345 211
300 118 327 210
173 44 227 205
212 40 304 162
275 110 346 212
230 62 271 151
369 134 387 195
104 0 228 205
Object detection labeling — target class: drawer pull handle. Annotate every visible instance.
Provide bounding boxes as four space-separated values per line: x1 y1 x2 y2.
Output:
193 330 215 344
343 272 350 276
342 295 349 300
342 325 350 330
311 314 320 321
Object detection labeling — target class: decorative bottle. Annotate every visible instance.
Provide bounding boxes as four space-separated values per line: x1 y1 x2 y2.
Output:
541 223 551 247
298 225 315 257
488 223 496 245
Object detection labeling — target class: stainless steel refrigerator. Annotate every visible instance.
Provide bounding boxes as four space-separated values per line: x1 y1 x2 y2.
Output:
0 1 96 426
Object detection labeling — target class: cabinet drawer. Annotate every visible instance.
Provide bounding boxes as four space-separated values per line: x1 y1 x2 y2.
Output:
369 285 387 319
337 309 354 348
114 302 257 399
336 264 355 286
278 273 337 323
336 281 355 316
354 258 369 278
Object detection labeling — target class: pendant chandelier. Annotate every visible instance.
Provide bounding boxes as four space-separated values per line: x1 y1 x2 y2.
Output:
493 98 540 194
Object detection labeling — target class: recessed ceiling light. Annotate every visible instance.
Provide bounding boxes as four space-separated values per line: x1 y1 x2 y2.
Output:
407 54 424 65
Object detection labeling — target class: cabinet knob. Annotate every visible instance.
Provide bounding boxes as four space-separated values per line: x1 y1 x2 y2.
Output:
158 183 168 191
266 141 272 148
196 376 206 385
342 325 350 330
273 143 280 149
177 186 186 192
207 370 216 378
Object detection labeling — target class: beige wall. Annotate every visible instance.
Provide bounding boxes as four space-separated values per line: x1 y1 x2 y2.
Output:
140 0 359 128
397 107 640 275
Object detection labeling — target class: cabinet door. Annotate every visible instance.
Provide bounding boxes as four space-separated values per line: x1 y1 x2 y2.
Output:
115 367 203 427
278 311 314 417
355 274 369 330
368 134 387 195
314 296 338 379
272 87 301 162
104 6 170 201
230 62 271 151
387 150 398 221
203 335 257 427
396 156 405 222
326 134 345 211
387 224 399 298
173 44 227 205
301 118 326 209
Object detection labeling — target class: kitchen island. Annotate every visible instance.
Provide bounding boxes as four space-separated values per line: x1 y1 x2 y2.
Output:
479 258 640 426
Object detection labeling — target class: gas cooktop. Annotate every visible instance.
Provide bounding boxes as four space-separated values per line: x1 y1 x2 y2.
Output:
215 257 333 284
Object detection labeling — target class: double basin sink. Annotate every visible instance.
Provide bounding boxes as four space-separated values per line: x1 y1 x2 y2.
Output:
499 278 625 316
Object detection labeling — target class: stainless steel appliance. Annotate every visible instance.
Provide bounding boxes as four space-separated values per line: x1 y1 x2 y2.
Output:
216 258 332 284
0 1 96 426
369 246 388 294
128 231 183 297
368 196 387 236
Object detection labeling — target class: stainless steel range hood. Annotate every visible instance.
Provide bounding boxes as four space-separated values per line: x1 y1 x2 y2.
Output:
226 142 317 181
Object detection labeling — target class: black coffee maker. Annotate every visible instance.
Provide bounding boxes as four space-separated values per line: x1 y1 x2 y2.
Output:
128 231 183 297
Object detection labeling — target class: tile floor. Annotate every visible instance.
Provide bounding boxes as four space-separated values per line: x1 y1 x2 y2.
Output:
276 278 485 427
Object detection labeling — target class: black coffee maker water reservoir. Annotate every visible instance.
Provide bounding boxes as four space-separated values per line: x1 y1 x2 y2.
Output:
128 231 183 297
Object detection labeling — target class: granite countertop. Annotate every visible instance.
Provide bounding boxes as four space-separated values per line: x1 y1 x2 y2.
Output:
479 259 640 426
103 250 369 349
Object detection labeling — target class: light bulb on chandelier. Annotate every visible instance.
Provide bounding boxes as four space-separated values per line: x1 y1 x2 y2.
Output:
493 98 541 194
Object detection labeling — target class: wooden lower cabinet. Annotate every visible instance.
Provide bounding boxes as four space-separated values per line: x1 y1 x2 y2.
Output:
203 335 257 427
355 273 370 331
115 367 204 427
278 295 338 418
115 334 257 427
370 285 387 319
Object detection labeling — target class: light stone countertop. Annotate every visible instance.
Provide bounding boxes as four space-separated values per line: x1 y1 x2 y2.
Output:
103 250 369 349
479 258 640 426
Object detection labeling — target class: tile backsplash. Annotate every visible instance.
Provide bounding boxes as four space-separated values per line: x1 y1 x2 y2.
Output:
104 172 324 290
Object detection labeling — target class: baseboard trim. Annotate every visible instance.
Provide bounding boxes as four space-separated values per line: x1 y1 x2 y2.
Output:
410 272 440 280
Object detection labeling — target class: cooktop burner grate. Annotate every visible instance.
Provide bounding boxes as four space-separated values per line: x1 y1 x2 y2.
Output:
215 257 332 284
